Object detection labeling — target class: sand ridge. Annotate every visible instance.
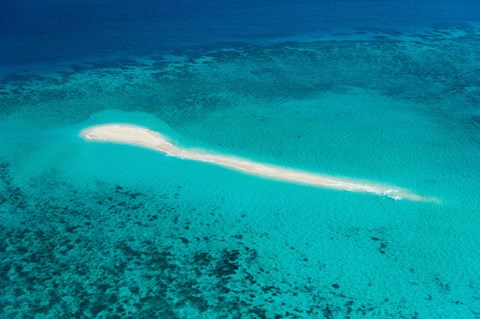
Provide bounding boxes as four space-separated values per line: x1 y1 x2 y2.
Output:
81 124 432 202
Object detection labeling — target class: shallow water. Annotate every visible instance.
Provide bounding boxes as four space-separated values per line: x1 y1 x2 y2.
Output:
1 4 480 318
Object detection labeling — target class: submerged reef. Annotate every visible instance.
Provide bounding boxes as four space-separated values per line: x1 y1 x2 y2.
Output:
0 158 475 318
1 25 479 132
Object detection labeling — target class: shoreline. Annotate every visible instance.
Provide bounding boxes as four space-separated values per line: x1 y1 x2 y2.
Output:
81 124 433 202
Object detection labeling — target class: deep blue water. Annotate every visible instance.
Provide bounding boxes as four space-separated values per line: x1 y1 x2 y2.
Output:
2 0 480 72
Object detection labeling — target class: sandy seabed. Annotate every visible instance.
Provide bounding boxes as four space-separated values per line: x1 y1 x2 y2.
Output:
81 124 431 202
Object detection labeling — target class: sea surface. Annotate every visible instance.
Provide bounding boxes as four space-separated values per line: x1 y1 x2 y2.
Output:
1 1 480 318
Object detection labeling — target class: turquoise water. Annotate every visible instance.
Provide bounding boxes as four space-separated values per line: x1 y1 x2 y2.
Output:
1 25 480 318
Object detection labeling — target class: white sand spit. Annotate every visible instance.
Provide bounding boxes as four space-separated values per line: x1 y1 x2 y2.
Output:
81 124 433 202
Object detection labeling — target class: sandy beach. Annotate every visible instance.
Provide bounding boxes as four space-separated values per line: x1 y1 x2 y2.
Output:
81 124 429 202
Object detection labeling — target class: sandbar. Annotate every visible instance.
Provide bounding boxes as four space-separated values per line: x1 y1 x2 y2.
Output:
81 124 430 202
